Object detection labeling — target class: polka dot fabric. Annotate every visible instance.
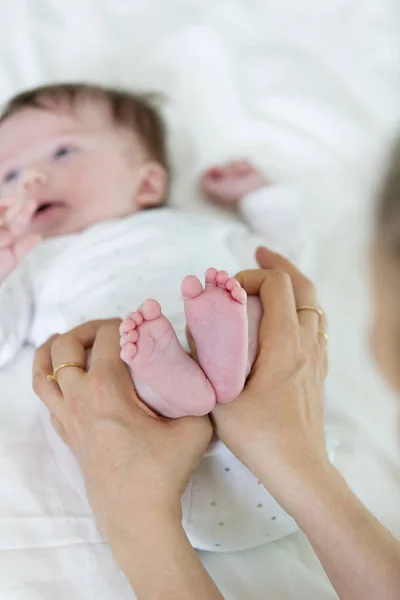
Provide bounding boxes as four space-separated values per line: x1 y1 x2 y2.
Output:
182 444 299 551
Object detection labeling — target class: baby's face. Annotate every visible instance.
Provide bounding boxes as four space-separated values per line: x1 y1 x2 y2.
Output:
0 100 151 237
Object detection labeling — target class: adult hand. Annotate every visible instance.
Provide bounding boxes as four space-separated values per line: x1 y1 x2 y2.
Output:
212 247 329 514
33 320 220 599
213 248 400 600
33 320 213 543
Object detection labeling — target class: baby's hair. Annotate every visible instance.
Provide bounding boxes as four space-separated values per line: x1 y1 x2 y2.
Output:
378 138 400 254
0 82 170 180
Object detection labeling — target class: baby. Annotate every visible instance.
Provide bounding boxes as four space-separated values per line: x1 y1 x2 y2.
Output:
0 83 310 551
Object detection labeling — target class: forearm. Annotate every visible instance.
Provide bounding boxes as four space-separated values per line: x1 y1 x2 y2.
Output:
266 462 400 600
107 507 223 600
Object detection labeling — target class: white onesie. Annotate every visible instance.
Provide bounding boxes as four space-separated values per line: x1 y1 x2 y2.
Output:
0 186 318 552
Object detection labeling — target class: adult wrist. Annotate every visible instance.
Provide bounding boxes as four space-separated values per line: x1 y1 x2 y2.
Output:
106 502 183 562
106 505 199 595
94 490 183 550
256 450 338 519
269 460 346 525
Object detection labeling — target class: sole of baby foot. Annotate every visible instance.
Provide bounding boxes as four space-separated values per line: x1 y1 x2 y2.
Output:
120 299 216 418
181 268 248 403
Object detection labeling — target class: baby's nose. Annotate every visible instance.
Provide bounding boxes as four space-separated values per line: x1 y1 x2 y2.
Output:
20 169 48 195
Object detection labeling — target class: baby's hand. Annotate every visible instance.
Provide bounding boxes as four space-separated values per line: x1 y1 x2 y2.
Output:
0 196 41 283
201 160 269 207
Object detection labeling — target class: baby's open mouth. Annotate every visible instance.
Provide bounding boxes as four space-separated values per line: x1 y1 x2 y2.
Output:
34 200 65 217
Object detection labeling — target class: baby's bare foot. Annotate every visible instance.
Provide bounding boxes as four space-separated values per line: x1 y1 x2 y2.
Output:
201 160 269 206
182 268 248 404
120 299 215 418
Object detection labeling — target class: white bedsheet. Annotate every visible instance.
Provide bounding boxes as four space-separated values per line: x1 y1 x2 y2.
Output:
1 0 400 598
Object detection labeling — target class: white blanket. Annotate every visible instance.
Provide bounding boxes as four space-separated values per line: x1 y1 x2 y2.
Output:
1 1 400 598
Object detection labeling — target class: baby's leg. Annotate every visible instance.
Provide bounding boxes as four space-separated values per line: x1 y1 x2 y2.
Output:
182 268 249 403
120 299 216 418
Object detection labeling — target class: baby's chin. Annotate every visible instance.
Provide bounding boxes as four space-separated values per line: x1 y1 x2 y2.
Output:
37 223 86 239
30 209 82 239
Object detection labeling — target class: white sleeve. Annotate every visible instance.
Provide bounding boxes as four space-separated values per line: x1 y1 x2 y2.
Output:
237 185 313 270
0 265 33 367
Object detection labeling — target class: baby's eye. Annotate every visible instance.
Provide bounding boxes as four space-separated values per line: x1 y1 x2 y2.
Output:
53 146 75 160
3 169 19 184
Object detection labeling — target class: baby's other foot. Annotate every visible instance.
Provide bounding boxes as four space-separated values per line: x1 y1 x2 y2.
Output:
120 299 215 418
201 160 269 206
182 268 248 404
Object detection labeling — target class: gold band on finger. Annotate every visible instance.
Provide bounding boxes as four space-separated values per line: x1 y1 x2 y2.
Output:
297 305 324 318
47 362 85 383
318 330 329 343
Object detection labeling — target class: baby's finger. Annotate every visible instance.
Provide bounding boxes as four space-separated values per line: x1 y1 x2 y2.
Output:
228 160 253 175
8 199 38 237
0 204 9 227
2 196 25 224
0 197 13 210
14 234 42 262
0 227 14 249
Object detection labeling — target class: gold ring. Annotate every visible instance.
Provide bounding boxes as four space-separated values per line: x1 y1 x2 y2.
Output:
318 330 328 343
47 362 85 383
297 305 324 318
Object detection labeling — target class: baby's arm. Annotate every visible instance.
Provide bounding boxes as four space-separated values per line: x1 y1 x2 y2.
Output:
202 160 310 267
239 184 310 265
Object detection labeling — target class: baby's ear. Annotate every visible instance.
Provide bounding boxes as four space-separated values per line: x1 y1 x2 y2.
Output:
136 162 167 208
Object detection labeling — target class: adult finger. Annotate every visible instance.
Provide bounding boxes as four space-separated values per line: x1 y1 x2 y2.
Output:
256 270 299 349
90 323 164 420
90 322 124 365
68 319 122 350
235 268 297 327
50 318 123 387
317 309 329 371
236 268 299 355
33 334 64 419
234 268 269 296
50 331 87 392
88 323 162 423
256 247 319 332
